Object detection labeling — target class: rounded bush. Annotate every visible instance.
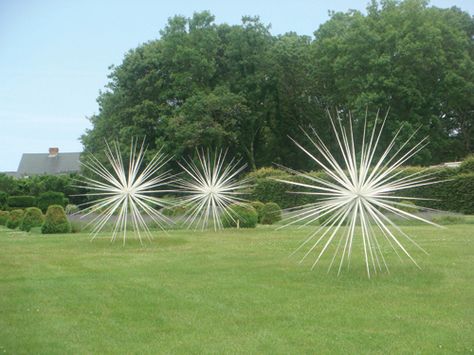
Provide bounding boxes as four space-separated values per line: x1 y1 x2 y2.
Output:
250 201 265 222
20 207 44 232
0 210 10 225
65 204 79 215
41 205 71 234
6 209 24 229
459 155 474 174
260 202 282 225
222 204 258 228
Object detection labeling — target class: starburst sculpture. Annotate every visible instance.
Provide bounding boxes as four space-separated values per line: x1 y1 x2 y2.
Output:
78 139 175 244
176 149 250 230
278 111 442 277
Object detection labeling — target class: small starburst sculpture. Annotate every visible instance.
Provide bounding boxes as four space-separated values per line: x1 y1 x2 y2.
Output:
78 139 175 244
278 111 441 277
176 149 250 230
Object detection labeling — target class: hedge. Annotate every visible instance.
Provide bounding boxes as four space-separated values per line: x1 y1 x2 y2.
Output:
0 211 10 225
6 209 24 229
7 195 36 209
41 205 71 234
0 191 8 209
248 166 474 214
260 202 282 225
37 192 68 213
250 201 265 223
20 207 44 232
222 204 258 228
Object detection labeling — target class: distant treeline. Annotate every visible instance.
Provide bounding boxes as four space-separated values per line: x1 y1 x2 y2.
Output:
81 0 473 170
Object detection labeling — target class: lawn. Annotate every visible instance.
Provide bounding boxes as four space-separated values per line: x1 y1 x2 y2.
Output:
0 224 473 354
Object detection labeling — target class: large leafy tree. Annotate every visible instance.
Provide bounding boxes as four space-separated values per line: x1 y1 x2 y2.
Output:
82 3 473 170
311 0 474 163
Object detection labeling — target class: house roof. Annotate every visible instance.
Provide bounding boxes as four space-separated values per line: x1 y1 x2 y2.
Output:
17 152 81 176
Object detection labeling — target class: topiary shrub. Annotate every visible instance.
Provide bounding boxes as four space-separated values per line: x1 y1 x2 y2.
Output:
6 209 24 229
41 205 71 234
459 155 474 174
260 202 282 225
7 195 36 209
37 192 68 213
222 204 258 228
65 204 79 215
250 201 265 222
0 210 10 225
20 207 44 232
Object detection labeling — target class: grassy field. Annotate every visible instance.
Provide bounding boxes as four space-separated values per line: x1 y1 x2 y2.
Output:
0 224 473 354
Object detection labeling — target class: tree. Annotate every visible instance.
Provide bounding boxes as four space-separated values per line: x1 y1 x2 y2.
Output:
311 0 474 163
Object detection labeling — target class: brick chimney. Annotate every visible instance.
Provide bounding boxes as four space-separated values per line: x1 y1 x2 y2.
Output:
48 147 59 157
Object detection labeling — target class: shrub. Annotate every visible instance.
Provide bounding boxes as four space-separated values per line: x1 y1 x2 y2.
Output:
459 155 474 174
0 191 8 209
6 209 24 229
20 207 44 232
246 167 288 181
397 200 419 213
37 192 68 213
7 195 36 209
250 201 265 222
260 202 282 225
0 210 10 225
41 205 71 234
65 204 79 215
222 204 258 228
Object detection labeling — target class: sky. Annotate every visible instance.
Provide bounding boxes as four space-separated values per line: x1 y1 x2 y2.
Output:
0 0 472 171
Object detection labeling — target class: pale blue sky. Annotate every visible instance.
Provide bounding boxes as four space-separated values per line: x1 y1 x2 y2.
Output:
0 0 472 171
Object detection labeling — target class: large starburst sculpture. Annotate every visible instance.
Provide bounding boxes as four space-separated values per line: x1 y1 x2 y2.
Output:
78 139 175 244
176 149 250 230
278 112 442 277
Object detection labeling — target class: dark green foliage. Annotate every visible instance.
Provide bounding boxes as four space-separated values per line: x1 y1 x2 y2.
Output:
0 191 8 209
37 192 68 213
459 155 474 174
6 209 24 229
0 174 83 206
251 174 321 209
260 202 282 225
250 166 474 214
222 204 258 228
20 207 44 232
41 205 71 234
250 201 265 222
7 195 36 209
0 211 10 225
81 5 474 171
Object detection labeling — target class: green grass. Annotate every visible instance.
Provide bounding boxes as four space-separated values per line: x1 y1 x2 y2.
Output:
0 225 473 354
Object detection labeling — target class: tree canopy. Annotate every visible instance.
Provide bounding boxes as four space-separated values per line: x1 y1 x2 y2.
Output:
82 1 474 170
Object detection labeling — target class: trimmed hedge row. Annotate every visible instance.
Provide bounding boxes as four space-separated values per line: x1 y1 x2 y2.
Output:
0 191 68 212
248 166 474 214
